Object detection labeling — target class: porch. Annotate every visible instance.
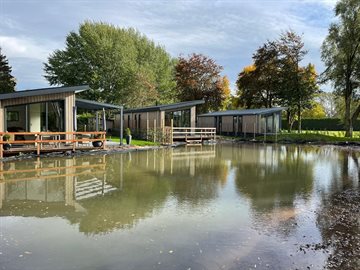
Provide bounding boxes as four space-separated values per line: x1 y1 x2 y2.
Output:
0 131 107 158
164 126 216 144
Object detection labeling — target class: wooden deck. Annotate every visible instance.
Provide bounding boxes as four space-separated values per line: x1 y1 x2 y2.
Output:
165 127 216 144
0 131 107 158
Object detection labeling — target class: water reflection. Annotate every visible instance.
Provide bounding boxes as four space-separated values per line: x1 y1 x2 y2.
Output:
0 145 226 235
316 149 360 270
233 145 314 212
1 144 359 270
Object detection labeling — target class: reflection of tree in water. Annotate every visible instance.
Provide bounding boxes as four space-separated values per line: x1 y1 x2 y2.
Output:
169 160 228 206
234 145 314 212
114 147 228 207
76 174 170 235
75 147 228 234
316 150 360 270
233 145 314 235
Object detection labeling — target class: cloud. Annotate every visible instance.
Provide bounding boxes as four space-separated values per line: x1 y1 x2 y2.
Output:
0 36 59 61
0 0 336 92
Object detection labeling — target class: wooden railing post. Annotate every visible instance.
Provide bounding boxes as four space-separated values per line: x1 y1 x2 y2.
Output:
170 119 173 145
154 119 156 143
36 133 40 156
0 135 3 159
102 132 106 149
72 132 76 152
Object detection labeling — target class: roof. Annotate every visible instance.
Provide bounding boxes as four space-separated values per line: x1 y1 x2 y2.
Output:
0 85 90 100
124 100 205 113
198 107 286 117
76 98 123 111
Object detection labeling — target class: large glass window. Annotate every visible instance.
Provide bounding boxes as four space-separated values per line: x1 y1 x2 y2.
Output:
47 101 64 132
165 109 190 127
5 100 64 132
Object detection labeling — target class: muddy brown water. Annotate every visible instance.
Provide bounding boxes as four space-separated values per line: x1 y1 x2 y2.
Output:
0 144 359 270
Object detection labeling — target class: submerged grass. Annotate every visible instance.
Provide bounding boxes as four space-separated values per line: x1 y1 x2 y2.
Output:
108 136 159 146
257 132 360 143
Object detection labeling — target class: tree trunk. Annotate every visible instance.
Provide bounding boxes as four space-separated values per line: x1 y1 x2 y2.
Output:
344 94 352 137
297 103 301 133
287 110 291 132
351 104 360 128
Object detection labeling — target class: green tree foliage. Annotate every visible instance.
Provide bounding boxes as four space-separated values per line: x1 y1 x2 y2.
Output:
219 76 232 110
317 92 339 118
175 53 228 113
301 101 326 118
44 21 176 108
321 0 360 137
236 64 262 108
236 31 319 132
0 48 16 93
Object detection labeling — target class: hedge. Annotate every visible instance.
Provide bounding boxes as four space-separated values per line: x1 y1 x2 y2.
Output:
281 118 360 131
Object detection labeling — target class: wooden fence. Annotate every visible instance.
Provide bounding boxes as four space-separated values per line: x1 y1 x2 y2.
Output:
164 127 216 144
0 131 106 158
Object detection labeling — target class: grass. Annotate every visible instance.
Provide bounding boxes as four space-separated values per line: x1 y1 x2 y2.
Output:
255 131 360 143
108 136 159 146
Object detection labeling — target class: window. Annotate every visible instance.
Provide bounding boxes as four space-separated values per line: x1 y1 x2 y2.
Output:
7 111 19 122
165 109 191 127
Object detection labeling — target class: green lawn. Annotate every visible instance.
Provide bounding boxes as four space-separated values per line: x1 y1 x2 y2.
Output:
108 136 159 146
296 130 360 138
256 131 360 143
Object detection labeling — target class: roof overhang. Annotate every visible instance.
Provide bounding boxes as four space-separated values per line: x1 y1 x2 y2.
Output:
124 99 205 113
0 85 90 100
198 107 287 117
76 98 123 111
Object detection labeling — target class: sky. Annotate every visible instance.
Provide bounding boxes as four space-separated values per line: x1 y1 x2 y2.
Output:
0 0 337 93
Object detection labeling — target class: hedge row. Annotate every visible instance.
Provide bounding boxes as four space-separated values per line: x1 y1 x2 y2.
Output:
281 118 360 131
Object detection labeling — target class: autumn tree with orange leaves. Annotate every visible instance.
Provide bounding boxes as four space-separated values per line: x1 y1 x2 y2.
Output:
175 53 230 113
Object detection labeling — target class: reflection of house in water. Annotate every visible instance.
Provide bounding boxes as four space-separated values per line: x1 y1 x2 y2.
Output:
0 156 116 212
0 146 225 234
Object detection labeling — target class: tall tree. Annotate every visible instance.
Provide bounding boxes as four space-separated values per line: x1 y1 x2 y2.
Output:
0 48 16 93
236 41 280 109
277 31 320 132
175 53 226 113
317 92 339 118
219 76 232 110
237 31 319 132
236 64 262 108
44 21 176 108
321 0 360 137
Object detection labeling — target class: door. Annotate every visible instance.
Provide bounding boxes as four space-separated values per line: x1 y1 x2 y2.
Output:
29 103 41 132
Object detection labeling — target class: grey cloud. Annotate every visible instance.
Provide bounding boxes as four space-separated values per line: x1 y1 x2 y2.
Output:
1 0 335 92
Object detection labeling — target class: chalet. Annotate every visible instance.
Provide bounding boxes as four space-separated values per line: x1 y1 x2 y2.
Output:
197 107 286 135
114 100 205 132
0 85 124 156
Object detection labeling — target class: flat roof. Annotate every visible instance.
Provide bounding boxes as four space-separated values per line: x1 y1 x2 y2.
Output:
0 85 90 100
198 107 286 117
76 98 123 111
124 99 205 113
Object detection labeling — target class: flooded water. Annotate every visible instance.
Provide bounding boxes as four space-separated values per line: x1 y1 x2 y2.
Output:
0 144 359 270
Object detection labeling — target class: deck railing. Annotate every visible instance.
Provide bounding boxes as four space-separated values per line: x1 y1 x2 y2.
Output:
164 127 216 144
0 131 106 158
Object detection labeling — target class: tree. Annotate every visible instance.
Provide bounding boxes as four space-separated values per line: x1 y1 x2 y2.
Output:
236 65 257 108
236 41 281 109
317 92 338 118
0 48 16 93
301 101 326 118
277 31 320 132
175 53 227 113
236 31 319 132
219 76 232 110
44 21 176 108
321 0 360 137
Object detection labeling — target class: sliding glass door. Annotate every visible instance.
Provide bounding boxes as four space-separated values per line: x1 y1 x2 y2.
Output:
5 100 65 132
